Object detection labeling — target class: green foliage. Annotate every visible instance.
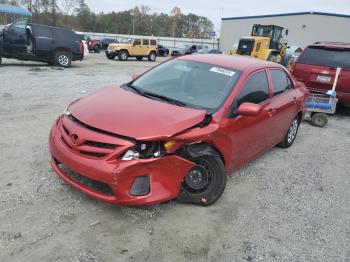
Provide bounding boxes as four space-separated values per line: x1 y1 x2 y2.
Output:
4 1 214 38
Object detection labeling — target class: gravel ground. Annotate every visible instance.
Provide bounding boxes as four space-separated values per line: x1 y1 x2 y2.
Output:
0 54 350 262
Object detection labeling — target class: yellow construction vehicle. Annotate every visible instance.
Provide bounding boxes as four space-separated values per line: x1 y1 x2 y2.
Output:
232 24 289 63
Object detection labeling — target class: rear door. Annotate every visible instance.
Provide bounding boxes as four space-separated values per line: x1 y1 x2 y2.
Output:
293 46 350 97
267 68 301 143
32 26 54 58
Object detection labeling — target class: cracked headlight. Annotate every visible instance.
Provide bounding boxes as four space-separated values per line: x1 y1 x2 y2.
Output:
120 141 168 161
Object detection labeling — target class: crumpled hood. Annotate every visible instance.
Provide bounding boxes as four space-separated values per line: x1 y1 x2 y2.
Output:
68 86 206 140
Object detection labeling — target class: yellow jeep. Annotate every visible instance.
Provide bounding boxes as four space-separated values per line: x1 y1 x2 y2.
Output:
106 37 157 61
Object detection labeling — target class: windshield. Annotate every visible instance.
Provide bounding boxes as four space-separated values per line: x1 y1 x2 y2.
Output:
298 47 350 69
130 59 241 112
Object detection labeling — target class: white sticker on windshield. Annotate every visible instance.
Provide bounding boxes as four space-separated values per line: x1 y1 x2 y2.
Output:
209 67 236 76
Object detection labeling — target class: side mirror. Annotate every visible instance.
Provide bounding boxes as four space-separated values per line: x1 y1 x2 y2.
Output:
236 102 262 117
285 29 289 36
131 73 141 81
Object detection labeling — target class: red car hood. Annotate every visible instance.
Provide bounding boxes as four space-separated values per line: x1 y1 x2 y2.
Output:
68 86 206 140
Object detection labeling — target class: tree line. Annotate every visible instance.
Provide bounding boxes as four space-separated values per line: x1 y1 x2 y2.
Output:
0 0 214 38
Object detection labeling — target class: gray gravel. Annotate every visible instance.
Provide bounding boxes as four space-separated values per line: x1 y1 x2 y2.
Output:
0 54 350 262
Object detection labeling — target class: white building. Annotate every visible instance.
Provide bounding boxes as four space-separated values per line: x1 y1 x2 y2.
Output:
220 11 350 52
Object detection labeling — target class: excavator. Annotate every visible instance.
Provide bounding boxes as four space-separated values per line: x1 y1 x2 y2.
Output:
231 24 289 64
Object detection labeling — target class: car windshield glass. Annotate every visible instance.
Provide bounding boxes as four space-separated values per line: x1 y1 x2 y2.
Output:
298 47 350 69
130 59 241 112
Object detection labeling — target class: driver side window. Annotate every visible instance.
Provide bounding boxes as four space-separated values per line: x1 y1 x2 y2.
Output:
11 20 26 33
236 70 270 108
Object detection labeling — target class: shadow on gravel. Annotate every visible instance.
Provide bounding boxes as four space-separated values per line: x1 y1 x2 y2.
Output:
336 104 350 116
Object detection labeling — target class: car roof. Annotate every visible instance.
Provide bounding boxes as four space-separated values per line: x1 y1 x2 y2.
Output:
179 54 281 71
310 42 350 49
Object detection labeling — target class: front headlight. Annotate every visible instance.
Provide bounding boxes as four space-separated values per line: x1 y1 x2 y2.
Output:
121 141 175 161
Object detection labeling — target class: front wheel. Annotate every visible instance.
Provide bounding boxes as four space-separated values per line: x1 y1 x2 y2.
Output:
106 53 115 60
177 156 226 206
118 50 128 61
54 51 71 68
278 116 300 148
148 51 156 62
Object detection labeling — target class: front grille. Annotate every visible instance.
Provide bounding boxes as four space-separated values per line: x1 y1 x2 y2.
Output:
59 163 114 196
80 151 107 158
84 140 117 150
237 39 255 55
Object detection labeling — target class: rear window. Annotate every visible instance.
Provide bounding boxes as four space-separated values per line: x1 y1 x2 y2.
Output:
298 47 350 69
150 39 157 45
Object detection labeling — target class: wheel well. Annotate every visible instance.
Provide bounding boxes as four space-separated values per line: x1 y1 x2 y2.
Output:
297 111 303 122
119 49 129 55
178 142 225 166
55 48 71 55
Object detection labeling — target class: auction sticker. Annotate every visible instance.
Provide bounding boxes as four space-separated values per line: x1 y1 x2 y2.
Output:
209 67 236 76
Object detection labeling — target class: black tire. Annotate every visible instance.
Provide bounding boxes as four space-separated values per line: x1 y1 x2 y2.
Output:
93 45 100 53
118 50 128 61
177 156 226 206
278 116 300 148
148 51 157 62
267 53 276 62
54 51 71 68
106 53 115 60
164 51 169 57
136 56 143 61
311 113 328 127
0 56 2 65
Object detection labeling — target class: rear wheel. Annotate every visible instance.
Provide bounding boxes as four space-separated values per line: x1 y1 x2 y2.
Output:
93 45 100 53
267 53 277 62
177 156 226 206
136 56 143 61
279 116 300 148
0 56 2 65
54 51 71 68
148 51 157 62
118 50 129 61
311 113 328 127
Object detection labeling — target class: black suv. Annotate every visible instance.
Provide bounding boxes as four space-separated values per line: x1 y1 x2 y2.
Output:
0 19 83 67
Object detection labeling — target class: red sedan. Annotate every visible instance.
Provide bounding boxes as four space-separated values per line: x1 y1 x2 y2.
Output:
49 55 309 206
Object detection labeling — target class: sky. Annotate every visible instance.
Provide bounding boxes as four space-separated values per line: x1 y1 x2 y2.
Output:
85 0 350 30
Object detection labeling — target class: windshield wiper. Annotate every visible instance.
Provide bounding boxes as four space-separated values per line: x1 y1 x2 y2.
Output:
124 83 187 107
142 91 188 107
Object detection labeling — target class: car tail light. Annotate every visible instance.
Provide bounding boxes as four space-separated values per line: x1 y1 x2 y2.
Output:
79 41 84 54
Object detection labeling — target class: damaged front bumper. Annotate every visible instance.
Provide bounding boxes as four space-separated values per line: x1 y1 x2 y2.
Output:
49 116 195 205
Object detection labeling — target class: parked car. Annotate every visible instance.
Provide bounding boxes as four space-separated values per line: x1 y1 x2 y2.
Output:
0 19 83 67
49 54 309 206
157 44 169 56
101 38 118 50
198 48 222 54
106 37 157 61
87 37 101 53
291 42 350 105
171 44 209 56
76 33 89 59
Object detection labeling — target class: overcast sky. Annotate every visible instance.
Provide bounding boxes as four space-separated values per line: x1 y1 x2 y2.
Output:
85 0 350 30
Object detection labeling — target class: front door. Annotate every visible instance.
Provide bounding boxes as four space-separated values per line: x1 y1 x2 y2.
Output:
4 19 28 54
31 26 54 58
223 70 276 169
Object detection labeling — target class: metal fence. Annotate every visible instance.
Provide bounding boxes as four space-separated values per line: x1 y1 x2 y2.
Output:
81 31 219 50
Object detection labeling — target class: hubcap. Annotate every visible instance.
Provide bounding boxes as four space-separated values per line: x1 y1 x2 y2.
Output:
58 55 69 66
151 53 155 60
121 53 127 59
183 159 214 194
287 119 298 144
